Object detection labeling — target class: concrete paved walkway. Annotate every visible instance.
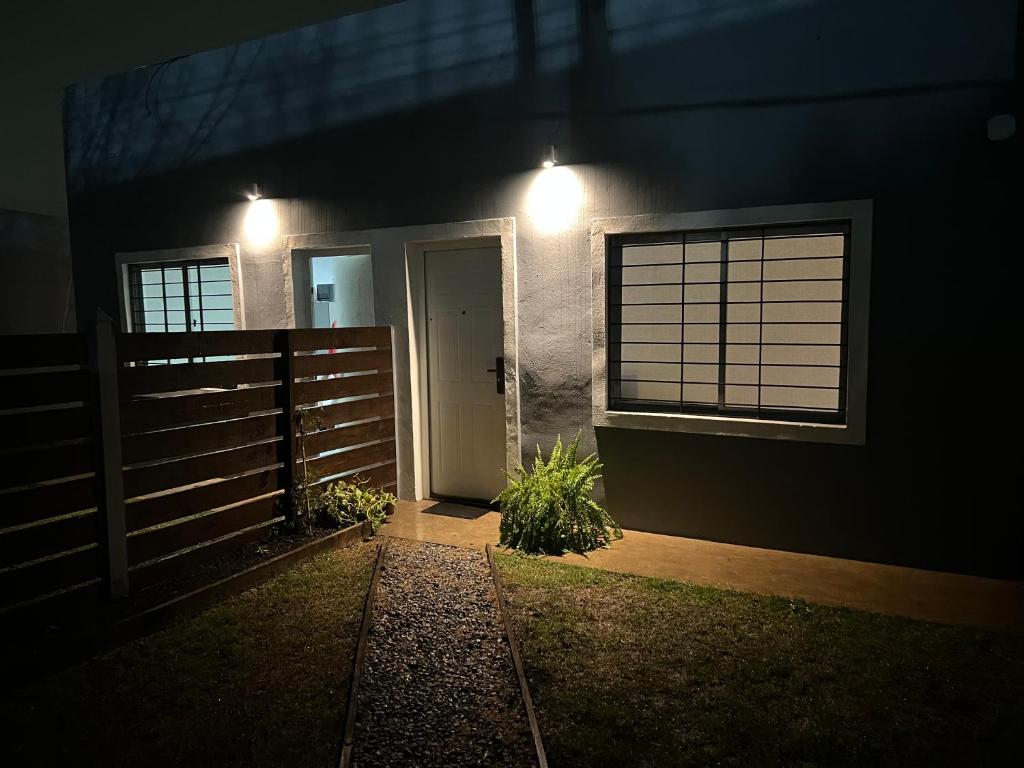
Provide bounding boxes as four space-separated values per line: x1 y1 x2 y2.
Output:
381 500 1024 633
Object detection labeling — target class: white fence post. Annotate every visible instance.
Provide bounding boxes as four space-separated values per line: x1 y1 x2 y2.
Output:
90 309 129 598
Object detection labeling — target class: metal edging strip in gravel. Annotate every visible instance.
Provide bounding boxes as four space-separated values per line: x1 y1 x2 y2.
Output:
486 543 549 768
340 536 389 768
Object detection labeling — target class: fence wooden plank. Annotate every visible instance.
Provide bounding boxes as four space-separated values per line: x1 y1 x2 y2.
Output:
0 547 99 607
293 349 393 378
120 385 279 433
301 417 396 458
122 413 281 464
0 333 87 370
127 467 282 532
305 441 395 480
128 524 272 592
289 327 390 352
0 405 92 452
117 330 279 362
314 394 395 428
309 460 397 491
119 357 280 397
279 331 298 521
126 495 281 566
123 441 282 499
1 476 97 528
0 369 88 408
92 310 129 598
0 513 97 569
295 372 392 407
0 441 94 489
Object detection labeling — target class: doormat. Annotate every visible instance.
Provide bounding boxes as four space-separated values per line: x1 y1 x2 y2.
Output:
423 501 492 520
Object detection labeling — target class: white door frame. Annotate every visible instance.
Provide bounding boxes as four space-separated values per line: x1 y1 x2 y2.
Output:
406 231 519 501
282 217 519 501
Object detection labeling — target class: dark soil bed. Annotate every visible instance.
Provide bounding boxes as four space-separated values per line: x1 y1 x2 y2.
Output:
2 523 352 684
110 523 346 618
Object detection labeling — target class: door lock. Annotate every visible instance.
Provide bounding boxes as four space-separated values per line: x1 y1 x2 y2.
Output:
485 356 505 394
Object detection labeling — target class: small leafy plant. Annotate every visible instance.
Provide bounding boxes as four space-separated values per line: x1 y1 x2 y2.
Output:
494 431 622 554
297 476 396 534
290 406 395 534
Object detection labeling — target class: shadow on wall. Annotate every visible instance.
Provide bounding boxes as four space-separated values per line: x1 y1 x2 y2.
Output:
63 0 1015 193
0 210 75 333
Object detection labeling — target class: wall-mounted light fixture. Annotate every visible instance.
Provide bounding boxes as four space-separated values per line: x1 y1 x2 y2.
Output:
243 183 277 247
528 164 582 235
541 144 558 168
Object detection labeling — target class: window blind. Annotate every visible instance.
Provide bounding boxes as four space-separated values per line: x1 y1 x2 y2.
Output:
607 223 850 423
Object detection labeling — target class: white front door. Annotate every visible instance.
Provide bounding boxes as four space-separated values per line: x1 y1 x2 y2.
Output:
425 246 505 501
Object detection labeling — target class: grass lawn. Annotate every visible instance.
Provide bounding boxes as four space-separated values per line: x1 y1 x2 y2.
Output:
1 541 377 768
496 553 1024 767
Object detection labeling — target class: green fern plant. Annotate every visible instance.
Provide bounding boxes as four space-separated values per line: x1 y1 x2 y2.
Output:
494 431 622 554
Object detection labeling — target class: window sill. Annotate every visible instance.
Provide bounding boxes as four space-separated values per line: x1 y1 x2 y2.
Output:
593 407 864 445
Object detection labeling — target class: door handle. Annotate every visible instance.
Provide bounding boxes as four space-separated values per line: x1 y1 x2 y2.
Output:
485 356 505 395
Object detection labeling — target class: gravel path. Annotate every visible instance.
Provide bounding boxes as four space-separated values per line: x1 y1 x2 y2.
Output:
352 538 535 767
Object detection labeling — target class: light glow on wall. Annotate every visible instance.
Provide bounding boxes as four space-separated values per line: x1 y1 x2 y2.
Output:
244 198 278 247
527 165 582 235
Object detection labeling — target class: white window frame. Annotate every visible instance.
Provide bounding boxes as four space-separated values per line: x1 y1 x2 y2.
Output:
592 201 871 445
114 243 246 332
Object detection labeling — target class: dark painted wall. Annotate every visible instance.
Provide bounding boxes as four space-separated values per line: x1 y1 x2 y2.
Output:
1 0 394 216
64 0 1021 578
0 209 75 333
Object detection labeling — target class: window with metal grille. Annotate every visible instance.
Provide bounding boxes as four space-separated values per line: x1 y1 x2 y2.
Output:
128 258 235 334
607 222 849 424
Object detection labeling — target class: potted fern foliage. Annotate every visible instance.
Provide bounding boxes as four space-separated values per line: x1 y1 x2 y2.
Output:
494 431 622 554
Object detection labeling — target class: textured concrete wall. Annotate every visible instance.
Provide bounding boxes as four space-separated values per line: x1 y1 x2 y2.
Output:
64 0 1021 578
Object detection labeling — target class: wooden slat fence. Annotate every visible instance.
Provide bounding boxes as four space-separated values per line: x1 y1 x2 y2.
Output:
0 324 397 616
290 327 398 494
117 329 286 592
0 334 102 614
117 326 396 592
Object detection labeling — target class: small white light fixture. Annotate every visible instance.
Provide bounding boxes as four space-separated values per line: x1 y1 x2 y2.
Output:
245 183 263 202
528 164 582 235
541 144 557 168
244 198 278 247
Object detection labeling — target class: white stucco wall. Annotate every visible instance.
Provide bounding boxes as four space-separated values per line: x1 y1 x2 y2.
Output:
170 168 593 502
